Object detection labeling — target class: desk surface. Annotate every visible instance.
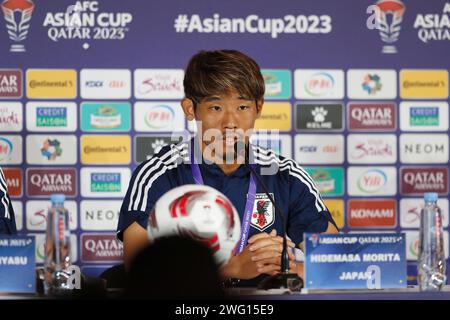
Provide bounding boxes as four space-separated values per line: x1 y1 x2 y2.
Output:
227 286 450 300
2 286 450 300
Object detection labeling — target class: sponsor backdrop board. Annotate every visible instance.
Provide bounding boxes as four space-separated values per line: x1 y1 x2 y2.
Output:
0 0 449 285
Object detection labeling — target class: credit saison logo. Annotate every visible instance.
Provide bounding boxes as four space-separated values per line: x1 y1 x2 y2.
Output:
36 107 67 127
42 1 133 45
90 172 120 192
410 107 439 126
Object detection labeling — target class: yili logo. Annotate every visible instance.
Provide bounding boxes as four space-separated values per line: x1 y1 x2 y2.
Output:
145 105 175 129
0 137 13 159
357 169 387 193
36 107 67 127
410 107 439 126
305 72 335 97
90 172 121 193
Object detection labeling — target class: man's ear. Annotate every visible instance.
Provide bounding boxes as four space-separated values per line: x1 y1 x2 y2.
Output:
181 98 195 121
256 99 264 118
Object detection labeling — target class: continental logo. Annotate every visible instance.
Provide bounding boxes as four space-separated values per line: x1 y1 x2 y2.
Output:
81 135 131 164
400 70 448 99
255 102 291 131
26 69 77 99
323 199 344 229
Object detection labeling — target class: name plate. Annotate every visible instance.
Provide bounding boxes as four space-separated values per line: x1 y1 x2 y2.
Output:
304 233 406 290
0 236 36 293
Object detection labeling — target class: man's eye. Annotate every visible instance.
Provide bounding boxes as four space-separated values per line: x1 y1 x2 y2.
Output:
238 105 250 110
209 106 222 111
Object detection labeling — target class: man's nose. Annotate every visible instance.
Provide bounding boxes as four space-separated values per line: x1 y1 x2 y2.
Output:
221 109 238 129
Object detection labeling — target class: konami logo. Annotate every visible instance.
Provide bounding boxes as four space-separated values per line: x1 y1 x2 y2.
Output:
348 199 396 228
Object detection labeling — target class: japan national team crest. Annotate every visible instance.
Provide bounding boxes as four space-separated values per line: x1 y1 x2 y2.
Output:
250 193 275 231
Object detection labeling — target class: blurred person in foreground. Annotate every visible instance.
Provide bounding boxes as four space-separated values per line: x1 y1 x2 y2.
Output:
0 167 16 235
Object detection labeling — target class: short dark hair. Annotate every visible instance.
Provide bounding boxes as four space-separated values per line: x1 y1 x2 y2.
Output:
183 49 265 105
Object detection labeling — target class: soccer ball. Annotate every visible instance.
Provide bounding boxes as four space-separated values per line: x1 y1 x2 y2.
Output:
147 185 241 266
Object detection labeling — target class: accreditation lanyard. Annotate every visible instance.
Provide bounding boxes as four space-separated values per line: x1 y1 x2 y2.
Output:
190 146 257 254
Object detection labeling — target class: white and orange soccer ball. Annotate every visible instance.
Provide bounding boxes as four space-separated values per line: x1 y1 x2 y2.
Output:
147 185 241 266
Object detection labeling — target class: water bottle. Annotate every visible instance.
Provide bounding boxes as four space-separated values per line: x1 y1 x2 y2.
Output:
417 192 446 291
43 194 72 295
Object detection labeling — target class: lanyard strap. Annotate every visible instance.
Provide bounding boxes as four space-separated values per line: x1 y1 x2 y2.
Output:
190 144 257 254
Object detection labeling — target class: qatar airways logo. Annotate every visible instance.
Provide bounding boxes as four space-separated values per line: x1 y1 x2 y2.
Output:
1 0 35 52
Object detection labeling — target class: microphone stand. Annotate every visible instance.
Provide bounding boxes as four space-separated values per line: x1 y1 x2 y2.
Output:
240 142 303 291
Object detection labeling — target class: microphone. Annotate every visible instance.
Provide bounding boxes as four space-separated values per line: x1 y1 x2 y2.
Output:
235 141 303 291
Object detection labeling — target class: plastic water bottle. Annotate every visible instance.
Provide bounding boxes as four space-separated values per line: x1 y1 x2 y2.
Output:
43 194 72 295
417 192 446 291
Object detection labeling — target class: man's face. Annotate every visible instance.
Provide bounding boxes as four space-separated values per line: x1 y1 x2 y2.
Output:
182 90 263 163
